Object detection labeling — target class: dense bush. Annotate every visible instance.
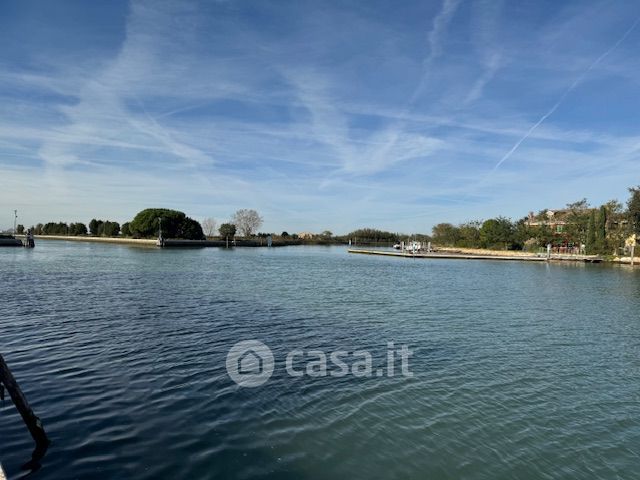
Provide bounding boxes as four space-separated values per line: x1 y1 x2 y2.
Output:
219 223 236 239
69 222 88 235
129 208 204 240
89 219 119 236
346 228 400 243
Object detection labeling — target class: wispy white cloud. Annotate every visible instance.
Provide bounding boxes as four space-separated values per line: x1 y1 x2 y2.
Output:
2 0 640 233
464 52 501 104
283 68 443 176
427 0 462 61
411 0 462 103
492 14 640 171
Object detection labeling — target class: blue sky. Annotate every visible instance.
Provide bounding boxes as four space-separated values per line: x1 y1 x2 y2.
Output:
1 0 639 234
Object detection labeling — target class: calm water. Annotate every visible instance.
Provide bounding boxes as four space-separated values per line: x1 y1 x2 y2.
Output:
1 241 639 479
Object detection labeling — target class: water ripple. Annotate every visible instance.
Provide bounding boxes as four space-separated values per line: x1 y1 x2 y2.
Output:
1 243 640 479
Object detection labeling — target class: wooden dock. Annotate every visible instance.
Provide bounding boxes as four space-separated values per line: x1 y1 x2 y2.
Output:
348 249 603 263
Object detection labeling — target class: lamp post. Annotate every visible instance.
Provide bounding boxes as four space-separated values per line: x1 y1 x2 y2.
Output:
14 210 17 234
157 217 164 247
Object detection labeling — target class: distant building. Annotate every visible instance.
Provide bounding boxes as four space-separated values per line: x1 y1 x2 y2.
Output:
526 209 569 234
297 232 315 239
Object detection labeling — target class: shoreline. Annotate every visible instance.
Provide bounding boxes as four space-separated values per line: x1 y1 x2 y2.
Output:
26 235 305 248
349 247 638 266
12 236 639 265
31 235 157 246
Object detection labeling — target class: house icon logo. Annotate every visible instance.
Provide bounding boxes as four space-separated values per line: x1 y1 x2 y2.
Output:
238 350 263 374
226 340 274 387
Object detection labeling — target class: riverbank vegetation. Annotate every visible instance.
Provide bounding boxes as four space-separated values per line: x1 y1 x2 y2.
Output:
431 187 640 255
19 186 640 254
128 208 204 240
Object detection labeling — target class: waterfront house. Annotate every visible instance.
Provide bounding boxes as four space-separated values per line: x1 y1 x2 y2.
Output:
526 209 569 233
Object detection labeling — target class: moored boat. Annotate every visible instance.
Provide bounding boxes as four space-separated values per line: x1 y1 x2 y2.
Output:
0 234 23 247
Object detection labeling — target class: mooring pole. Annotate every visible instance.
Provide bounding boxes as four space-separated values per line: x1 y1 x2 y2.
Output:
0 354 50 456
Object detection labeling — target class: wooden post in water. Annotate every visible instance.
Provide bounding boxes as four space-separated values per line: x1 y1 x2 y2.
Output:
0 354 50 460
626 235 636 267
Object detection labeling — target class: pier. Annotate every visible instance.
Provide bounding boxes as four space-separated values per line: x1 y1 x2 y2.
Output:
348 248 604 263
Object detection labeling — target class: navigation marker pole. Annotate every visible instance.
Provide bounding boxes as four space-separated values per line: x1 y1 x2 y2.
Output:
0 354 50 470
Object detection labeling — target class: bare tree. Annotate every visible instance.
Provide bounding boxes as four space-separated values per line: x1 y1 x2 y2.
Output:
232 209 263 237
202 217 217 237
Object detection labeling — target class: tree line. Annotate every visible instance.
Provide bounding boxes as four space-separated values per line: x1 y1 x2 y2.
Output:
19 186 640 249
23 208 267 241
18 220 117 237
431 187 640 255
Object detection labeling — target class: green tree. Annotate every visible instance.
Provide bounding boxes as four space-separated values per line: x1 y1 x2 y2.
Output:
347 228 399 243
42 222 69 235
457 221 481 248
479 217 514 250
431 223 460 246
16 224 24 235
101 221 120 237
594 205 607 254
129 208 204 240
586 210 596 254
513 218 534 249
281 231 289 238
180 218 204 240
219 223 236 247
564 199 590 245
536 223 555 247
604 200 623 227
89 219 103 236
219 223 236 238
603 199 625 254
69 222 88 236
121 222 131 237
627 186 640 235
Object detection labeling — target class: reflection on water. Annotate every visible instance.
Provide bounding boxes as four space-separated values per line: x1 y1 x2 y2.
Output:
1 242 639 479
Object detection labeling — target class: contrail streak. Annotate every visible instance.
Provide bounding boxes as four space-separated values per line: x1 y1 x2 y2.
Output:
492 15 640 171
